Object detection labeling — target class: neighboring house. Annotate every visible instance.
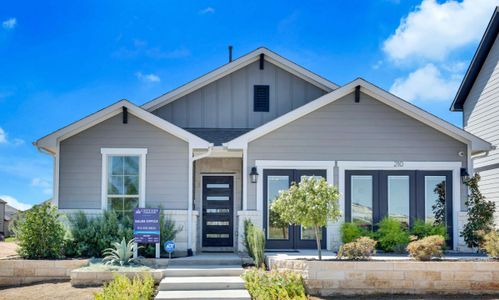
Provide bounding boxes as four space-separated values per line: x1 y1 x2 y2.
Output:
451 7 499 225
3 204 18 237
0 199 5 237
35 47 491 254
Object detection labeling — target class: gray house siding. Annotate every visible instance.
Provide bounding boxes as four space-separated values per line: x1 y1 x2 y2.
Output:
247 92 468 210
463 35 499 221
0 202 4 235
151 60 328 129
59 113 189 210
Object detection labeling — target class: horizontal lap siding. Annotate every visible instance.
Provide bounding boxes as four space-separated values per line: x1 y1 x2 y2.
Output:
247 92 467 210
59 113 189 210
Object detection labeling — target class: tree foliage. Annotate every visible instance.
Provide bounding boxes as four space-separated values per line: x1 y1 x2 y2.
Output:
432 181 446 225
271 177 341 260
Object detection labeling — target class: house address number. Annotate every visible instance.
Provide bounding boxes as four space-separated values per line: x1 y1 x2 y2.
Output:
393 161 404 167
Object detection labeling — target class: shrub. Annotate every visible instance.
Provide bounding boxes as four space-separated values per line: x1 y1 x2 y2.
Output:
94 274 155 300
103 238 139 266
337 237 377 260
15 202 66 259
410 219 447 240
65 210 133 258
340 222 371 243
143 210 182 257
242 268 306 300
244 220 265 267
406 235 445 261
483 230 499 259
375 217 410 253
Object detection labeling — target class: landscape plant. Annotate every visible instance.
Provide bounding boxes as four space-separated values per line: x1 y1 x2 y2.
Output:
94 274 155 300
461 174 496 248
244 220 265 267
337 236 377 260
14 202 66 259
102 238 139 266
271 177 340 260
410 219 447 240
340 222 371 243
143 209 182 257
406 235 445 261
375 217 410 253
242 268 306 300
482 230 499 259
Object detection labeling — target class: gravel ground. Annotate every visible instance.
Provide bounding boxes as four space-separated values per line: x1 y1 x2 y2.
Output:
0 281 101 300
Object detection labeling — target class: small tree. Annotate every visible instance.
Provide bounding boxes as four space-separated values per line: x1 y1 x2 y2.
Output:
271 177 341 260
461 174 496 249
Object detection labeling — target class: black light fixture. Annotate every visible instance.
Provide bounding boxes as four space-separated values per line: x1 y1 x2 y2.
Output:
460 167 469 183
250 167 259 183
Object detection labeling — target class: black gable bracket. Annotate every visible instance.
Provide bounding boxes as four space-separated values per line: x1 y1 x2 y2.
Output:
123 107 128 124
259 53 264 70
355 85 360 103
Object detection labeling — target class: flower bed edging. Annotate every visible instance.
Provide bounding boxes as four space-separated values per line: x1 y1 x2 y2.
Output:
70 269 163 287
267 257 499 296
0 259 89 287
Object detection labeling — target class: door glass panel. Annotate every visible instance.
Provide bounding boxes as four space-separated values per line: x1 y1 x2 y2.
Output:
351 175 373 230
300 175 324 240
206 184 229 188
206 208 229 213
424 176 446 224
388 176 410 227
267 175 290 240
207 196 229 201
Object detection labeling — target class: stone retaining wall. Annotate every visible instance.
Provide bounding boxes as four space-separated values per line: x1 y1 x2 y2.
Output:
0 259 89 287
70 269 163 287
268 257 499 296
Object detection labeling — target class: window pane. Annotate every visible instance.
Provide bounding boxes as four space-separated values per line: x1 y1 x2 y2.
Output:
110 156 124 175
108 197 123 211
351 175 373 230
124 156 139 175
206 184 229 188
123 197 139 211
301 227 322 240
267 175 289 240
206 208 229 213
124 175 139 195
207 196 229 201
425 176 446 224
108 176 124 195
388 176 410 227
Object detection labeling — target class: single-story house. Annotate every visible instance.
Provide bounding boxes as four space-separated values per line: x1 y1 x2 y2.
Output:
34 47 492 254
0 199 18 237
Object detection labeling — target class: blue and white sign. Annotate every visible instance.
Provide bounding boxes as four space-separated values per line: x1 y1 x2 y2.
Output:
164 240 176 254
133 208 160 244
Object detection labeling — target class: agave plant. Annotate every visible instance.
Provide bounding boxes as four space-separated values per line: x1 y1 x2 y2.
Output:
102 238 139 266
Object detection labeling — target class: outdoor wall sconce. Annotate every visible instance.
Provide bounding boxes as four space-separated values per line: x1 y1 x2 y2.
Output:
250 167 259 183
460 167 469 183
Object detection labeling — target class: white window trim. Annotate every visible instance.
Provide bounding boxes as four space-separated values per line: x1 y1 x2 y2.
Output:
337 160 462 251
101 148 148 211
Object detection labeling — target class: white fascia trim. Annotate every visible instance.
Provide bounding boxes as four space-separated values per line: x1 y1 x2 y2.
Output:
337 160 461 250
35 100 211 153
224 78 492 153
254 160 335 212
52 142 60 207
100 148 148 210
141 47 338 111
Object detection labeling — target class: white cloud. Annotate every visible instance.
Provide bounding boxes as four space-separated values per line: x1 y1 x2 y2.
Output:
31 177 52 195
2 18 16 30
0 127 6 144
383 0 498 62
0 195 32 211
135 72 161 83
390 64 461 102
199 7 215 14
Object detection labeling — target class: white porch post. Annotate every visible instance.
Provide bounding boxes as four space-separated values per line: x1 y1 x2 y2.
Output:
187 146 193 252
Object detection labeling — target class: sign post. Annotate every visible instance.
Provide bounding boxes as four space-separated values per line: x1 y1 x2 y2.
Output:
133 208 161 259
164 240 176 261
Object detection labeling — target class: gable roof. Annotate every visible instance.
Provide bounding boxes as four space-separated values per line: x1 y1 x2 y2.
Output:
451 7 499 111
225 78 492 154
35 100 212 153
141 47 339 111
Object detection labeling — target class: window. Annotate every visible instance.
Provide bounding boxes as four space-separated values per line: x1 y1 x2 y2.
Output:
351 175 373 230
424 176 446 224
387 176 410 227
254 85 270 112
101 148 147 218
267 175 289 239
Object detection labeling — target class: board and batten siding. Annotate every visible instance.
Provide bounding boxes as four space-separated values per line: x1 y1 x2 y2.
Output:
0 203 4 234
247 92 468 210
151 60 327 129
463 35 499 221
59 113 189 210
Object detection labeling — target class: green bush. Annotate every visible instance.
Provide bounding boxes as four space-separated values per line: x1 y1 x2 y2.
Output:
103 238 139 266
340 222 371 243
483 230 499 259
406 235 445 261
65 210 133 258
94 274 155 300
410 219 447 240
242 268 306 300
244 220 265 267
143 210 182 257
375 217 410 253
337 237 377 260
15 202 66 259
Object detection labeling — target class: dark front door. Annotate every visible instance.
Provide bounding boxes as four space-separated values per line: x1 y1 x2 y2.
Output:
202 176 234 248
264 169 327 250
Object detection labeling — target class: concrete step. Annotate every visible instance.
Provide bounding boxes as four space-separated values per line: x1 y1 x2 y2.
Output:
159 276 245 291
163 265 244 277
168 256 243 266
155 289 251 300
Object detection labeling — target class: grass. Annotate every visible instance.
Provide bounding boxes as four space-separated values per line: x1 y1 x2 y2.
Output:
4 237 17 242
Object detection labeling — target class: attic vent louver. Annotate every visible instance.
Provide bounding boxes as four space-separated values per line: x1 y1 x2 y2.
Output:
355 85 360 103
254 85 270 112
123 107 128 124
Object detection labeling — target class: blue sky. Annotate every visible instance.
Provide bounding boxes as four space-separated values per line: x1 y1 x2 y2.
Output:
0 0 497 210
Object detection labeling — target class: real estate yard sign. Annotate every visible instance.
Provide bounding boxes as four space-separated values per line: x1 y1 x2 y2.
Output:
133 208 160 243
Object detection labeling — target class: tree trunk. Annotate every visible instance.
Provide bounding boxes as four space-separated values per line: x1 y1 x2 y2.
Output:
314 225 322 260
